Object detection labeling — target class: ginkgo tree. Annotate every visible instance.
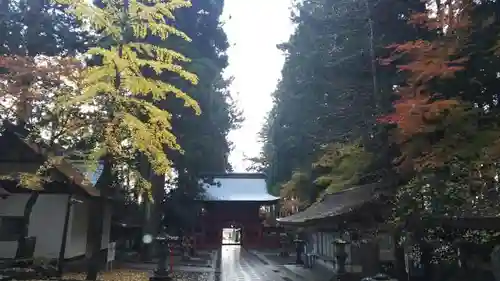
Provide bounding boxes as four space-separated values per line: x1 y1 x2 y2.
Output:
56 0 200 179
53 0 200 279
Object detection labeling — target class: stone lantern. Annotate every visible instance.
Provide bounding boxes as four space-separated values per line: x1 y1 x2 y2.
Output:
279 233 290 257
334 238 349 274
293 237 305 265
147 231 180 281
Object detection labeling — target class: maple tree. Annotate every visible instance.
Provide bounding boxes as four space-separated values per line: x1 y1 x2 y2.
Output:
379 1 500 214
0 54 93 259
377 5 500 276
0 56 89 138
0 55 90 179
373 2 500 278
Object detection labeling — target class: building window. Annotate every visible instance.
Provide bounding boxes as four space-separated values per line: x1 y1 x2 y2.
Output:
314 233 321 254
324 233 330 258
330 233 335 258
320 233 325 256
378 234 393 250
326 233 331 257
321 232 327 256
319 233 324 255
378 233 395 261
311 233 318 253
0 216 24 240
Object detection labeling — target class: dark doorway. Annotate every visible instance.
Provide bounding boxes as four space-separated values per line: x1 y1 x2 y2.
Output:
222 227 242 245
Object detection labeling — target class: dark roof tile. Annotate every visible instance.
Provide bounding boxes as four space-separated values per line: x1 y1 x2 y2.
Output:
277 184 379 225
2 121 100 197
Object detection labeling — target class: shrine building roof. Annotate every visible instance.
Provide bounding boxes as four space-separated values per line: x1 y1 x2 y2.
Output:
0 187 10 197
200 173 280 202
0 121 101 197
277 183 380 225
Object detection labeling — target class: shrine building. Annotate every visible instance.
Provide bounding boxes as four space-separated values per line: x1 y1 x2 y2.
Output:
195 173 280 249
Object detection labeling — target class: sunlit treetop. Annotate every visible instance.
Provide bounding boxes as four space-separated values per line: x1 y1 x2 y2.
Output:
53 0 201 180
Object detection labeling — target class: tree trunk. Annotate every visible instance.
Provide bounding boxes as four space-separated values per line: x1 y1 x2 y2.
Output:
141 172 165 260
362 0 378 112
15 192 39 258
85 158 112 281
138 154 153 260
85 198 103 281
0 0 10 53
25 0 44 56
140 193 152 260
393 227 407 281
414 226 433 281
419 240 433 281
150 173 165 233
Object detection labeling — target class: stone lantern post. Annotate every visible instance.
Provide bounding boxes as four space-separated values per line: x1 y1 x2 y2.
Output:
334 238 348 274
293 237 305 264
279 233 290 257
147 231 180 281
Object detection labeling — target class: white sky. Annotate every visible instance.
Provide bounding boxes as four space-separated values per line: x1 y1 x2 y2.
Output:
221 0 295 172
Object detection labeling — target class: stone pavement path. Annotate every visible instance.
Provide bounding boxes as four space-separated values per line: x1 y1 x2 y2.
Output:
219 246 292 281
248 250 337 281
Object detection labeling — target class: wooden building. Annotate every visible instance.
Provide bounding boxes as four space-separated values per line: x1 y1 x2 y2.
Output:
0 122 112 261
195 173 281 249
277 184 394 278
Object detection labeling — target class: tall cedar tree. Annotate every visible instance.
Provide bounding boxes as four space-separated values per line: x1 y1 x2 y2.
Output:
0 0 87 56
54 0 199 279
158 0 241 237
254 0 425 207
133 0 240 258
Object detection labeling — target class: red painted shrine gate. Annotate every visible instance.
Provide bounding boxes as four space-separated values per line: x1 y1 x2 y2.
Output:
194 173 280 249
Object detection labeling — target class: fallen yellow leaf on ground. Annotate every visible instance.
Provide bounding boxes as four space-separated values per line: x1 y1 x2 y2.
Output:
64 269 149 281
23 269 210 281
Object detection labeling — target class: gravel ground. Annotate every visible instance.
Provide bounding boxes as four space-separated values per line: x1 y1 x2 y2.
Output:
73 270 210 281
20 269 212 281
